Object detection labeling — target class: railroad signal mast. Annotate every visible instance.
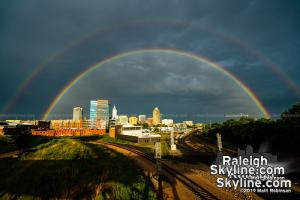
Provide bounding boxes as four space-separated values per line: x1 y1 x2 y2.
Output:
155 142 162 171
170 130 176 151
216 133 222 151
155 142 163 199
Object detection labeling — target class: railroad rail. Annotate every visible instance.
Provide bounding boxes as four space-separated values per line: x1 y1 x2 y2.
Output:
178 129 236 156
93 141 218 200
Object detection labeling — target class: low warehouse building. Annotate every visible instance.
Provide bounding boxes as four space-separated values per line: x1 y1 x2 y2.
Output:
116 124 161 143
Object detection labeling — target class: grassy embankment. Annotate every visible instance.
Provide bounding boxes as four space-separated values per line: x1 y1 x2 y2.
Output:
0 135 53 153
0 136 157 200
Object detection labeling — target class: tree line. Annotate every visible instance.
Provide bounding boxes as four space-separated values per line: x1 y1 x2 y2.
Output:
203 102 300 155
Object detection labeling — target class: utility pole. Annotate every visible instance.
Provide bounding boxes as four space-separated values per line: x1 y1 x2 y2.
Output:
216 133 222 152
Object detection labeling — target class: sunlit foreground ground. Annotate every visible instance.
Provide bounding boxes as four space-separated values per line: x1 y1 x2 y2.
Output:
0 136 157 200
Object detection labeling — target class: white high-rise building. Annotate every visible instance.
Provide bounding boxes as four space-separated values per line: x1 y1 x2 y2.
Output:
112 105 118 120
138 115 146 124
73 107 83 121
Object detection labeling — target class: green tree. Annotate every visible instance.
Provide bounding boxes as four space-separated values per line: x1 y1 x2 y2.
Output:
203 102 300 154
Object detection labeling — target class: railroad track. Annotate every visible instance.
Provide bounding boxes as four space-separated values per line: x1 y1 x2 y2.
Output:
178 130 236 156
93 141 218 200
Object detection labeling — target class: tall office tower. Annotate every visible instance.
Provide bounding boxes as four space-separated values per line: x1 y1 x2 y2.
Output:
112 105 118 120
89 100 97 128
89 99 110 128
90 100 97 121
138 115 146 124
96 100 110 122
152 107 161 125
73 107 83 121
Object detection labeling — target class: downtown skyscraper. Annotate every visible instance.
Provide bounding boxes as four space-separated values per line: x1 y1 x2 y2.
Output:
152 107 161 125
89 100 111 128
73 107 83 121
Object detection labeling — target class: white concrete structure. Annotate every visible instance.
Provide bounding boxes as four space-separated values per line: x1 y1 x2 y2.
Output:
170 130 174 145
112 105 118 120
121 124 161 141
142 129 151 133
171 144 177 151
170 130 176 150
73 107 83 121
138 115 147 124
121 124 143 136
161 119 174 126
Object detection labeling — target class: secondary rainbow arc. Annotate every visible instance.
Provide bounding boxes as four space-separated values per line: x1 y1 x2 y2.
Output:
3 20 299 114
2 19 300 113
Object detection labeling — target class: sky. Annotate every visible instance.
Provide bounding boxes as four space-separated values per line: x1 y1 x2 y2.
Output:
0 0 299 122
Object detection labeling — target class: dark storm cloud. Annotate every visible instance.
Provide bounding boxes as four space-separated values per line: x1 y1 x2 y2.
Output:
0 0 299 119
50 52 263 122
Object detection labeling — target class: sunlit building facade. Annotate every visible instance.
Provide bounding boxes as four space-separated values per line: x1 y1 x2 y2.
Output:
89 101 97 122
129 116 138 125
162 119 173 126
117 115 128 125
51 119 88 129
138 115 147 124
89 99 110 128
183 121 193 126
96 100 110 121
146 117 153 126
152 107 161 125
73 107 83 121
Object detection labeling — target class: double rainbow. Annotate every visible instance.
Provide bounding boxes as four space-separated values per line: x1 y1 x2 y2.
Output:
3 20 299 114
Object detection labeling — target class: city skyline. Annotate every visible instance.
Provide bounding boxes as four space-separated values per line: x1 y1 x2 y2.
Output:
43 95 265 123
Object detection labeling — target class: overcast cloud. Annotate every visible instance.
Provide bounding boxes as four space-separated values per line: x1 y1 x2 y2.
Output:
0 0 299 121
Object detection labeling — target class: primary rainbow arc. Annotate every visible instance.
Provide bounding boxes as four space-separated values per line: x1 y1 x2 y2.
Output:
43 48 271 120
3 20 299 114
